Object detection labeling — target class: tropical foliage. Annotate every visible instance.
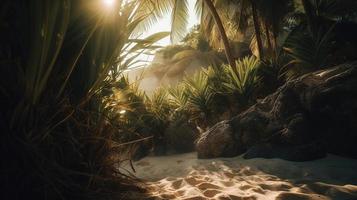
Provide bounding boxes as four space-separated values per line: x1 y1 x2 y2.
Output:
119 0 357 159
280 0 357 78
1 0 357 199
223 56 260 107
0 0 167 199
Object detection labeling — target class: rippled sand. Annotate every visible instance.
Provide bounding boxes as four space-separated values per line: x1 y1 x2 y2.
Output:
123 152 357 200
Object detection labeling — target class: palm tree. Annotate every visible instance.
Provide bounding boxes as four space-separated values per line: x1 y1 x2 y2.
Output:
202 0 237 71
300 0 357 35
198 0 265 59
250 0 265 59
231 0 294 60
300 0 318 35
281 0 357 77
202 0 264 59
254 0 294 59
135 0 238 74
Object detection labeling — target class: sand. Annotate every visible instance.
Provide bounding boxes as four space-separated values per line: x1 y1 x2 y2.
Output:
122 152 357 200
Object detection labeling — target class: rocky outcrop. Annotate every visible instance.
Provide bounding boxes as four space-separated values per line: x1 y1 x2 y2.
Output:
196 62 357 161
196 121 240 158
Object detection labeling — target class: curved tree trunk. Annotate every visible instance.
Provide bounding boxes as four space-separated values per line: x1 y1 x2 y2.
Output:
264 22 273 58
203 0 238 75
251 1 264 59
301 0 317 35
272 29 278 62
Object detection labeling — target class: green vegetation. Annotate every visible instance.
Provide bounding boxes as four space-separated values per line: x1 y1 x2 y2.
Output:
0 0 167 199
1 0 357 199
118 0 357 158
113 55 261 157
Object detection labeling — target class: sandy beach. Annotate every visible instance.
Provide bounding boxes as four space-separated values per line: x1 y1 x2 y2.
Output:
123 152 357 200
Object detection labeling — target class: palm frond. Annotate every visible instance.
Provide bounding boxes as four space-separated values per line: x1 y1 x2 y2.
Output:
168 84 189 111
223 56 260 103
132 0 174 35
183 70 214 121
282 23 336 78
171 0 189 43
314 0 357 19
133 0 190 43
147 88 171 121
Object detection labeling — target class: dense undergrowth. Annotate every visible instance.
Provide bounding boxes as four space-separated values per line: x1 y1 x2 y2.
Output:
1 0 357 199
0 0 166 199
113 56 261 157
117 0 357 158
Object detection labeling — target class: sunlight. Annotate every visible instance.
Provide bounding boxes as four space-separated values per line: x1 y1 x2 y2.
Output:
5 1 357 200
103 0 115 7
130 0 199 69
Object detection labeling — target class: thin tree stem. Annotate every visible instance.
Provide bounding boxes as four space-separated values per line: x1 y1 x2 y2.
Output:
264 22 273 58
203 0 238 77
301 0 318 36
251 1 264 59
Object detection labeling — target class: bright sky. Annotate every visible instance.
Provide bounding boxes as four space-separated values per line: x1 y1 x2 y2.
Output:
134 0 200 68
144 1 199 45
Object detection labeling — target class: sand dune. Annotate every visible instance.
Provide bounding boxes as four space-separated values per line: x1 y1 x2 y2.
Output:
123 152 357 200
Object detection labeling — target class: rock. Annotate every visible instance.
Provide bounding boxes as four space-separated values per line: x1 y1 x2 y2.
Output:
196 121 242 159
165 118 197 154
196 62 357 160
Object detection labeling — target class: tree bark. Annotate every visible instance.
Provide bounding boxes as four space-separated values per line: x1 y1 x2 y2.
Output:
203 0 238 75
272 29 278 62
264 22 273 58
301 0 317 35
251 1 264 59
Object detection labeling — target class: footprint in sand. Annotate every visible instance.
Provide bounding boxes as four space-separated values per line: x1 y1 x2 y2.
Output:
217 195 258 200
220 181 235 187
239 184 253 191
259 182 292 191
197 182 221 190
184 177 205 186
183 196 206 200
203 176 213 182
203 189 222 198
175 189 185 197
276 192 329 200
224 171 235 179
217 196 231 200
251 187 266 194
159 193 177 199
171 179 183 189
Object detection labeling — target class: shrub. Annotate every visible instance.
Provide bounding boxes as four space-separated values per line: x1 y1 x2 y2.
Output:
222 56 261 111
0 0 165 199
183 71 215 127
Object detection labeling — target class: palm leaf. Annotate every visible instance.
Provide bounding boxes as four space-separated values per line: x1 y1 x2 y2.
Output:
223 56 260 102
170 0 189 43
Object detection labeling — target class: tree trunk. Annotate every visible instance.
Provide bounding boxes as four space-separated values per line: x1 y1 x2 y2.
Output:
251 1 264 59
272 29 278 62
301 0 317 35
264 22 273 58
203 0 238 75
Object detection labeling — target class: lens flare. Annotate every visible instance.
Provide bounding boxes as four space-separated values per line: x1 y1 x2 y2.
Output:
103 0 115 7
